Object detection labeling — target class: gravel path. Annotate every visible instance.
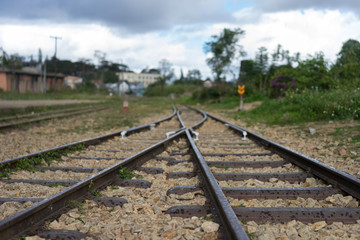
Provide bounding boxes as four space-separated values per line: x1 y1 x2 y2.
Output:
194 116 360 240
1 105 359 239
208 110 360 179
0 100 100 109
0 107 172 161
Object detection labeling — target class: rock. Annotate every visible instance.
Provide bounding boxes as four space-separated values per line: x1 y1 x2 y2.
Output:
309 128 316 135
246 225 257 233
49 220 62 229
312 221 327 231
258 233 275 240
25 236 45 240
201 232 217 240
201 221 219 233
287 220 298 228
269 178 278 183
161 230 177 239
68 211 80 218
286 226 298 236
346 199 359 208
339 149 347 156
304 178 317 187
279 235 289 240
334 229 345 237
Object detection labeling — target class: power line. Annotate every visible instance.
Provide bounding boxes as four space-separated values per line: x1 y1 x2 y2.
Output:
50 36 62 58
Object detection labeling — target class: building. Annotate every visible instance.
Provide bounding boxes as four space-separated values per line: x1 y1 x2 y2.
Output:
116 69 161 88
0 68 64 93
204 79 213 88
64 76 83 89
105 80 131 95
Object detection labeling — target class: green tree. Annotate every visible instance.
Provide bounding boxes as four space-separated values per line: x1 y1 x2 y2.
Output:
0 47 7 66
272 52 332 90
204 28 245 82
186 69 202 82
333 39 360 87
157 59 174 91
254 47 269 93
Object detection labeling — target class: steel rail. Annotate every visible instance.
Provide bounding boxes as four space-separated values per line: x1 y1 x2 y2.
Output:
205 111 360 200
182 106 207 131
0 106 108 131
177 108 249 240
176 109 186 129
184 129 250 240
0 129 186 239
0 107 177 167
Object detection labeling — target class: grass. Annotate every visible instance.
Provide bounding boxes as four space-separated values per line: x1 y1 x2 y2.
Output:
0 89 109 101
213 165 230 170
0 143 86 179
233 88 360 125
118 167 144 179
0 103 99 120
201 214 214 222
88 180 102 197
329 124 360 160
68 200 85 214
55 96 174 134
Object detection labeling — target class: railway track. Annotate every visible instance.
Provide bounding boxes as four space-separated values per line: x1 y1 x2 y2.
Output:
0 106 359 239
0 105 108 131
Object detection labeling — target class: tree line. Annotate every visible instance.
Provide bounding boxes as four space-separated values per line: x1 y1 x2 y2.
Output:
203 28 360 99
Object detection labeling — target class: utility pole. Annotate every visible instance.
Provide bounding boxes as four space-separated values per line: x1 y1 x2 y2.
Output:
50 36 62 99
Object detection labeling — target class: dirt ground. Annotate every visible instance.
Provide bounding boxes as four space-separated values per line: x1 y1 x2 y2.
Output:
0 100 100 109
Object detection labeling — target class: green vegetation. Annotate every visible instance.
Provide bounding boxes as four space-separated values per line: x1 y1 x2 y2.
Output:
68 200 85 214
118 167 135 179
49 183 65 188
0 143 85 179
213 165 230 170
90 189 101 197
247 232 256 239
235 88 360 125
0 101 102 120
118 167 143 179
329 125 360 160
88 180 102 197
75 217 85 224
201 214 215 222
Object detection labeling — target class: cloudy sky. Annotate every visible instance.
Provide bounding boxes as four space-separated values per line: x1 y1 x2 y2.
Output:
1 0 360 79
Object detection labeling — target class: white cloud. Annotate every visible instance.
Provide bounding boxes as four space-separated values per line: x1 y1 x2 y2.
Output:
1 8 360 82
238 9 360 63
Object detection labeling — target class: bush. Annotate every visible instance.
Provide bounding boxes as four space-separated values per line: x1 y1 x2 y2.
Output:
238 87 360 124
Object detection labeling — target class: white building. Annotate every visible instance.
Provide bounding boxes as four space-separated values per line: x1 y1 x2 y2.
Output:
116 70 161 88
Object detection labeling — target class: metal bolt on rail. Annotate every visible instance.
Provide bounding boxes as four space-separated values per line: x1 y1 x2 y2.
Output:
121 131 127 139
192 131 199 141
242 131 247 140
166 131 177 138
150 123 156 130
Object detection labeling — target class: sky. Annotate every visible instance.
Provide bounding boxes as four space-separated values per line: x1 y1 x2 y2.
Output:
1 0 360 79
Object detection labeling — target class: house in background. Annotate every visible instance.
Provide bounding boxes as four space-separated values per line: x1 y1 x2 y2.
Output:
105 80 131 95
64 76 83 89
203 79 213 88
116 68 161 88
129 81 145 96
0 67 64 93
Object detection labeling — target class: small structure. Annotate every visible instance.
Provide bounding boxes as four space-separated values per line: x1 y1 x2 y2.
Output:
105 80 130 95
203 79 213 88
0 67 64 93
116 68 161 88
64 76 83 89
129 81 145 96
